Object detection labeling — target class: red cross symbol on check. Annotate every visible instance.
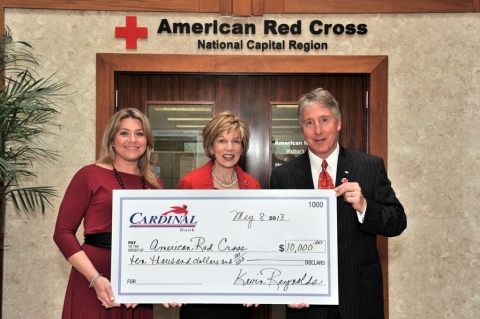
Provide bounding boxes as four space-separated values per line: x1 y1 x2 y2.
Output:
115 16 148 49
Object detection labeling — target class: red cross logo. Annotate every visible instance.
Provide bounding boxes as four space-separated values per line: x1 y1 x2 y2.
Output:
115 16 148 49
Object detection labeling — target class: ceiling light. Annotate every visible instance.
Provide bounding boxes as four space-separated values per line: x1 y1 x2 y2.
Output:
274 104 297 108
167 118 212 121
153 106 212 112
272 126 302 129
176 125 208 128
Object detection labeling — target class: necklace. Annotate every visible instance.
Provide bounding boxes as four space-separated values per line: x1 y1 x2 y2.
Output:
212 165 238 188
112 164 146 189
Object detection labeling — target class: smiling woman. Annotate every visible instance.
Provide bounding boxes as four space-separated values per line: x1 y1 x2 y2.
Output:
176 110 260 319
178 111 257 190
53 108 162 319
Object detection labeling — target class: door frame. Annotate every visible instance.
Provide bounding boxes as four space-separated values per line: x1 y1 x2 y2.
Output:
96 53 390 317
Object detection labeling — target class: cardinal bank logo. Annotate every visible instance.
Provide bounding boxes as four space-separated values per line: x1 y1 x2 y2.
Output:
129 205 197 228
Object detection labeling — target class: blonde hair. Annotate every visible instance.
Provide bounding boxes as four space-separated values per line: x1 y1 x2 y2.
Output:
97 108 161 189
202 111 250 160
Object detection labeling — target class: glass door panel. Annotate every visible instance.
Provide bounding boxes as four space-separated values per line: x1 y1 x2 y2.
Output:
271 103 305 170
147 102 213 189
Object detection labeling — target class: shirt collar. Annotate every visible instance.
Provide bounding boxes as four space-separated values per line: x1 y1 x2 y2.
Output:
308 143 340 175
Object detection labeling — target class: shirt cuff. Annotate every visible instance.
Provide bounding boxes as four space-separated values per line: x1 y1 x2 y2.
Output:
356 199 367 223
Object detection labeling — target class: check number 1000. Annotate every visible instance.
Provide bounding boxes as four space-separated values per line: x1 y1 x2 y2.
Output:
309 201 324 208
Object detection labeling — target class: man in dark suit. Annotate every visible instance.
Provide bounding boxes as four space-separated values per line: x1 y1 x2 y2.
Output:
270 88 407 319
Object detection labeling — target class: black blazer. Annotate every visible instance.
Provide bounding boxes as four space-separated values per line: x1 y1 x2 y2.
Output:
270 146 407 319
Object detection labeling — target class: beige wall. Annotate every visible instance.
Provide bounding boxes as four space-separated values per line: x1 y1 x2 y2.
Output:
3 9 480 319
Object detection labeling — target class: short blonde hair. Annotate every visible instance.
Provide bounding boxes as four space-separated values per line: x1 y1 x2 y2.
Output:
97 108 160 188
202 111 250 160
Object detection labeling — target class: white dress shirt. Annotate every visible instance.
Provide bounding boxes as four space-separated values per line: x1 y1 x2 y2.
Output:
308 143 366 223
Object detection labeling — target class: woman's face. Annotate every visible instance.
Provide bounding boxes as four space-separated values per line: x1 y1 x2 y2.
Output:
112 118 147 164
211 130 243 169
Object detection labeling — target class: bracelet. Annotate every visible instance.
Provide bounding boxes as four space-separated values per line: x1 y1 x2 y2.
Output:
89 273 103 289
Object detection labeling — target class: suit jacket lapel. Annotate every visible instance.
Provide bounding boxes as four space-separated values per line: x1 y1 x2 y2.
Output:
295 151 315 189
196 161 216 189
336 146 355 211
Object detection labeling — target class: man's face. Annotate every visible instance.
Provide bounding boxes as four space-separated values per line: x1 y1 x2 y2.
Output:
300 103 341 159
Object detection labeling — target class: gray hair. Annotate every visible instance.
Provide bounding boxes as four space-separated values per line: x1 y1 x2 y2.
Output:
297 88 341 122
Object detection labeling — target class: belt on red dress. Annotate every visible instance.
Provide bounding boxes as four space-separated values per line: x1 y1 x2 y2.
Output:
84 232 111 250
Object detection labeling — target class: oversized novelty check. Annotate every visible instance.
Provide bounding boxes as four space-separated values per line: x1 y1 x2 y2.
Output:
111 189 338 304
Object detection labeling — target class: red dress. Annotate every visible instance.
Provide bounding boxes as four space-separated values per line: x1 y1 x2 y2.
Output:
53 164 154 319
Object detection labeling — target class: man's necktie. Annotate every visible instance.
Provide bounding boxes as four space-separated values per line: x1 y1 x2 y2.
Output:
319 159 334 189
